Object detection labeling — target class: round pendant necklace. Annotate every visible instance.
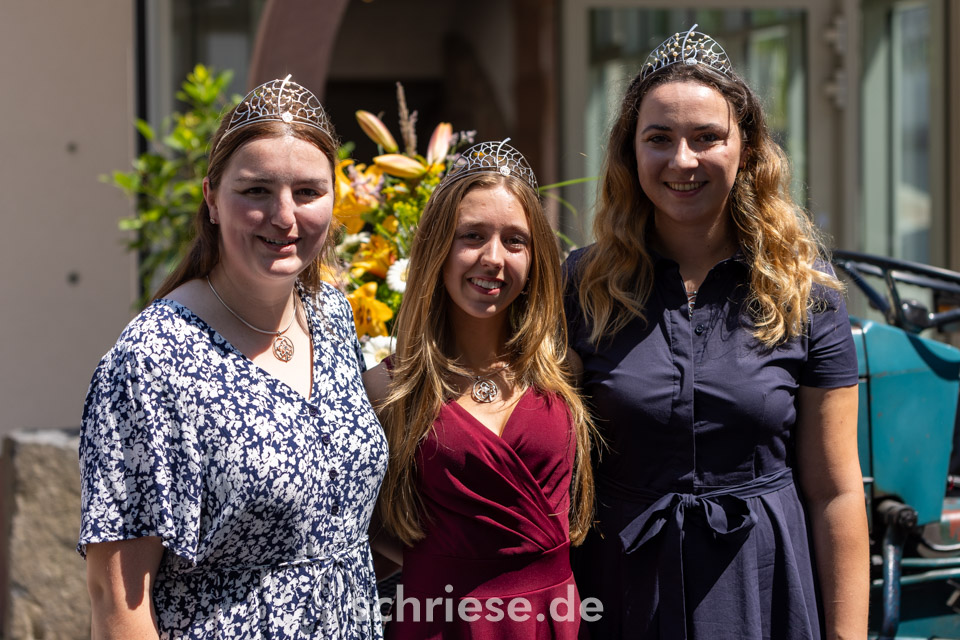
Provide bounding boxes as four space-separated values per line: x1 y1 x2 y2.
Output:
207 276 297 362
467 363 509 403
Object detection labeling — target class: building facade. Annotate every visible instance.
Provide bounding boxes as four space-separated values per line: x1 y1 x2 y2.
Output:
3 0 958 436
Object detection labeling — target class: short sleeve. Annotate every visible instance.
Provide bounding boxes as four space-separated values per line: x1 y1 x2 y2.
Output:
800 266 859 389
78 343 201 562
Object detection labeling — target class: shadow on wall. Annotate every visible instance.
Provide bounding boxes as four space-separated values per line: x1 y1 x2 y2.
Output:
0 429 89 639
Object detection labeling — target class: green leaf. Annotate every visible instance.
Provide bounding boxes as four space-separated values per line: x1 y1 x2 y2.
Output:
538 176 598 191
338 141 356 161
109 171 140 194
540 190 581 218
135 119 155 142
108 65 239 308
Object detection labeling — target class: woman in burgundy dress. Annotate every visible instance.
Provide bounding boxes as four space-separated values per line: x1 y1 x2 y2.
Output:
364 140 595 639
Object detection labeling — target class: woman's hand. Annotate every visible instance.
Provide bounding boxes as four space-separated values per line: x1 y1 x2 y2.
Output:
796 385 869 640
86 537 164 640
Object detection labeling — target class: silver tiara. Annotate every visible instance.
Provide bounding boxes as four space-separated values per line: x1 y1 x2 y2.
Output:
437 139 538 194
219 75 332 144
641 24 733 80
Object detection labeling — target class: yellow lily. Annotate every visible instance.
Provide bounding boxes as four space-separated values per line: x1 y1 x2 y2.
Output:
333 159 382 234
374 154 428 179
382 215 399 234
319 262 348 291
426 122 453 167
348 282 394 338
350 234 395 279
356 110 399 153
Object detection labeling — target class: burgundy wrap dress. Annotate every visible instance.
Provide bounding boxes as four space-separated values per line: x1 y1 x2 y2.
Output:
387 388 582 640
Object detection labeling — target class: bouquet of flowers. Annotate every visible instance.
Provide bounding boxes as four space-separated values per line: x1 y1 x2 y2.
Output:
331 84 474 367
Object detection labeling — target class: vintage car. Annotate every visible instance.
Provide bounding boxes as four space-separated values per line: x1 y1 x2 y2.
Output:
834 250 960 639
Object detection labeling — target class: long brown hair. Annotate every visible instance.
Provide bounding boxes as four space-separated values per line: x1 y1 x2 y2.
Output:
576 62 840 346
153 112 340 301
377 172 595 546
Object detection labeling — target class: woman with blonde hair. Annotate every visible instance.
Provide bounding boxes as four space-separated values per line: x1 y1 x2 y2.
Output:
365 140 594 639
79 77 387 638
564 26 868 640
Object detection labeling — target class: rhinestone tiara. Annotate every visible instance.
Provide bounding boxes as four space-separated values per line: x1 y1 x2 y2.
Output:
640 24 733 81
436 139 539 195
218 75 333 146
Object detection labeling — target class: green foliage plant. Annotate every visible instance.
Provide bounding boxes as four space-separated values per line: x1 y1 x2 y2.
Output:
105 65 238 308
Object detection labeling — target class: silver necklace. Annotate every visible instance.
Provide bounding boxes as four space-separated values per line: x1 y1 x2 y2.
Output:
467 363 509 403
206 276 297 362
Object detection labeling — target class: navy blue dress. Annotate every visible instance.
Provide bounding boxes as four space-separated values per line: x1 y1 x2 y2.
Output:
79 283 388 639
563 248 858 640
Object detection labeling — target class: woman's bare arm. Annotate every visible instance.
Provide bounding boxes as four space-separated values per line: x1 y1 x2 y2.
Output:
86 537 164 640
796 385 869 640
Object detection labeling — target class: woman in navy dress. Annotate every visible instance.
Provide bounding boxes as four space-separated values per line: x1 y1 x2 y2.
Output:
79 77 388 639
364 141 595 639
564 27 869 639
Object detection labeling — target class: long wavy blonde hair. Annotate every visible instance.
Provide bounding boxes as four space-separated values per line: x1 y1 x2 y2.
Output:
377 172 595 546
576 63 840 346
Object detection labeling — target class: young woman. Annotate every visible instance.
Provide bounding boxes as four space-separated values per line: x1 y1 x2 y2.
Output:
365 141 595 639
79 77 387 639
564 27 869 640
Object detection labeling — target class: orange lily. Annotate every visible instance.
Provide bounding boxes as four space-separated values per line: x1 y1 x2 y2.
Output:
426 122 453 167
374 154 428 179
382 215 400 234
348 282 394 338
356 110 399 153
334 159 382 234
350 234 395 279
319 262 348 291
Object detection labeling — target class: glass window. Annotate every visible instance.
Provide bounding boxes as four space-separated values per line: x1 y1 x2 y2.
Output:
861 0 945 266
145 0 265 126
571 8 806 242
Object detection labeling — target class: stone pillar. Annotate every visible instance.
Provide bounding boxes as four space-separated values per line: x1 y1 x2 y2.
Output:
0 429 88 640
512 0 559 227
247 0 350 98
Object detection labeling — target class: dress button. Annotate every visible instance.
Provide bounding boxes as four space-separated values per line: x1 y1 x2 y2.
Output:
328 469 339 480
331 503 340 515
308 405 318 416
694 324 705 335
321 434 331 445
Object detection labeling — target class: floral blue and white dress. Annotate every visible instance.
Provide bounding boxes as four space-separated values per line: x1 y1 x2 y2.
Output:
78 282 388 639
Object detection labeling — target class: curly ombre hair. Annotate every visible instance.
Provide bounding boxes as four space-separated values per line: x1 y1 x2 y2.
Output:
575 62 840 346
377 172 595 546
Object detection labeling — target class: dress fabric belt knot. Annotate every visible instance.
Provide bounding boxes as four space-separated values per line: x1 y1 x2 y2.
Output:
302 537 370 639
203 536 370 639
615 468 795 640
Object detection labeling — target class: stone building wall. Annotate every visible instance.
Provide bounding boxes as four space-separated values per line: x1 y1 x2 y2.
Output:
0 429 89 640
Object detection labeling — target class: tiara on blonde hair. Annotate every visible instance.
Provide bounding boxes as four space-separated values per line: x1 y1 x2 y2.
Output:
436 139 539 195
218 75 332 147
641 24 733 80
